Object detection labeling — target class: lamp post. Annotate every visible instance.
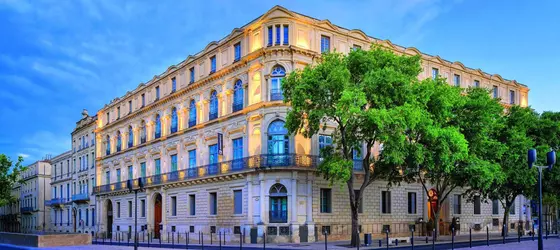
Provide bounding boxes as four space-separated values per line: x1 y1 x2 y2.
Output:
528 149 556 250
127 178 144 250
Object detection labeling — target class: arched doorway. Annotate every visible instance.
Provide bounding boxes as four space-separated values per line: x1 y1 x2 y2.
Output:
106 200 113 239
269 184 288 223
153 193 162 238
72 208 77 233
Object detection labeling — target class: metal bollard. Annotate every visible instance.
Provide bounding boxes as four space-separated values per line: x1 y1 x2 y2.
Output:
173 231 175 246
469 228 472 248
452 227 455 250
219 231 222 250
159 233 162 247
147 232 150 248
386 230 389 250
168 231 170 243
186 232 189 250
201 232 204 250
503 225 506 244
487 226 489 246
378 239 382 247
324 231 328 250
263 232 266 249
518 227 521 243
211 232 213 245
395 239 398 246
432 229 435 250
411 229 414 250
240 232 243 250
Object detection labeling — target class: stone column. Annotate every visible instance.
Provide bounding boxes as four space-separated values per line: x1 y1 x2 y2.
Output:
259 172 266 224
247 175 253 225
291 171 299 242
161 188 167 241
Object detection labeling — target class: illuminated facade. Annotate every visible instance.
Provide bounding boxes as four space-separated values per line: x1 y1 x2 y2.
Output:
91 6 529 242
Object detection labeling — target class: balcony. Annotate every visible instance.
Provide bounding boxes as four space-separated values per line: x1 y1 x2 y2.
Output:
269 210 288 223
72 193 89 203
270 89 284 101
47 198 68 207
21 206 35 214
94 154 318 194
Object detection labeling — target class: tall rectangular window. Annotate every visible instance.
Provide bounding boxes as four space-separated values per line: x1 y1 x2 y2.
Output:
117 107 120 119
283 25 289 45
352 44 361 51
510 90 515 104
354 190 363 213
140 162 146 178
105 171 110 184
234 42 241 62
432 68 439 80
510 200 516 215
474 195 481 214
128 100 132 113
209 192 217 215
210 56 216 73
155 86 160 100
320 188 332 213
116 168 121 182
492 199 499 215
474 80 480 88
267 26 273 46
117 202 121 218
106 112 110 124
381 191 391 214
189 194 196 216
319 135 333 151
189 150 196 169
154 159 161 175
128 200 132 217
233 190 242 214
141 199 146 217
493 85 498 98
171 154 178 172
408 192 417 214
171 77 176 92
128 165 133 180
232 138 243 170
275 25 281 45
171 196 177 216
454 194 462 214
209 144 218 166
189 67 195 84
141 94 145 107
454 74 461 87
320 35 330 53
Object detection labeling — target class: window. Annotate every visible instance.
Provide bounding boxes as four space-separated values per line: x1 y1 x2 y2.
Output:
171 154 178 172
381 191 391 214
106 112 110 124
234 42 241 62
155 86 160 100
106 135 111 156
128 100 132 113
116 168 121 182
270 65 286 101
275 25 281 45
117 202 121 218
267 120 289 155
171 77 176 92
117 107 120 119
283 25 289 45
171 196 177 216
319 135 333 151
140 120 146 144
320 188 332 213
141 94 145 107
140 162 146 178
188 149 196 169
352 44 361 51
233 190 242 214
454 194 462 214
154 114 161 139
408 192 417 214
92 208 95 226
474 80 480 88
210 56 216 73
320 35 330 53
189 194 196 216
432 68 439 80
454 74 461 87
128 126 133 148
474 195 481 214
189 100 197 127
510 90 515 104
189 67 195 84
493 85 498 98
116 131 122 152
492 199 499 215
128 165 133 180
232 138 243 170
510 200 516 215
171 107 178 133
128 201 132 217
209 192 217 215
85 208 89 226
154 159 161 175
267 26 273 46
209 90 218 120
269 184 288 223
232 80 244 112
209 144 218 175
141 200 146 217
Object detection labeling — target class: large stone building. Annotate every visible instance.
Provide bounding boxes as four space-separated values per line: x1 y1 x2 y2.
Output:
18 161 52 233
89 6 531 243
0 182 21 232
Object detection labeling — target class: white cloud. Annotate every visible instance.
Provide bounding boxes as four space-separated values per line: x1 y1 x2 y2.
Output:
17 153 30 159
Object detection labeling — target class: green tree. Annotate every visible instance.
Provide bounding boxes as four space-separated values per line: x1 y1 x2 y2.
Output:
0 154 26 207
282 45 422 246
386 79 505 239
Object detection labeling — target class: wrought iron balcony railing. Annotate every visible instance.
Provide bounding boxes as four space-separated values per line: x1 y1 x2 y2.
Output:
20 206 35 214
93 154 318 194
72 193 89 203
270 89 284 101
232 102 243 113
269 210 288 223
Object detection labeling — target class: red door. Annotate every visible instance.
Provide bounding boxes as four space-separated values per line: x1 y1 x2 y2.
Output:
154 195 162 238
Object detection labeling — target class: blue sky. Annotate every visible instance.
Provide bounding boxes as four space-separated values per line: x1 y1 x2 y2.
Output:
0 0 559 164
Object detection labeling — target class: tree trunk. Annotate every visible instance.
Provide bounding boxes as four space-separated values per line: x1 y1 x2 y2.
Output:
502 206 510 237
350 206 360 247
434 204 441 241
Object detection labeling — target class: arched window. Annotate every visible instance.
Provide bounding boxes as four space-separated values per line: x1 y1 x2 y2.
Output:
85 208 89 226
128 126 133 148
154 114 161 139
116 131 122 152
270 65 286 101
140 121 146 144
189 100 197 127
105 135 111 156
209 90 218 120
269 184 288 223
171 107 178 133
233 80 244 112
267 120 289 155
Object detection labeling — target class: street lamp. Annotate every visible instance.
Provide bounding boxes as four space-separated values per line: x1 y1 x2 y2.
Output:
528 149 555 250
127 178 144 250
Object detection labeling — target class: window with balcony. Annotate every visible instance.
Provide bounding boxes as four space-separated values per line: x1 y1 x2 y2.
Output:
171 154 178 172
105 135 111 156
171 107 178 133
232 138 243 170
189 67 195 84
209 144 218 175
140 162 146 178
189 99 197 127
234 42 241 62
128 126 133 148
154 159 161 175
140 120 146 144
320 35 330 53
319 135 332 152
210 56 216 74
116 131 122 152
269 184 287 223
128 165 133 180
116 168 121 182
267 120 289 165
233 79 244 112
154 114 161 139
209 90 218 120
270 65 285 101
171 77 176 93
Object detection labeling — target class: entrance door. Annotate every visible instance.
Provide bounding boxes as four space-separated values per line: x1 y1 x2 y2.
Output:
299 225 308 243
154 194 162 238
107 201 113 239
